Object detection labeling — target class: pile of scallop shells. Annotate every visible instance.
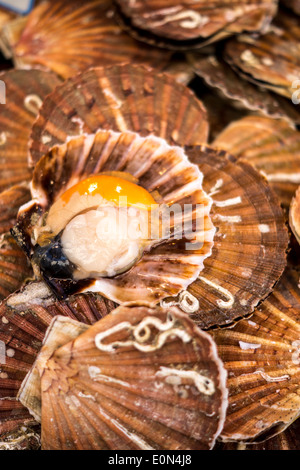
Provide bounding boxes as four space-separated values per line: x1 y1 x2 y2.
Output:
0 0 299 451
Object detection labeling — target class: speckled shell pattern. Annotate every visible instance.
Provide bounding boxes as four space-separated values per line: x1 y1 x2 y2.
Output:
187 54 300 126
0 69 62 193
9 0 174 80
0 185 33 300
115 0 277 45
18 129 215 305
38 305 228 450
213 115 300 209
179 145 288 329
211 268 300 443
0 281 116 435
29 64 209 167
224 10 300 99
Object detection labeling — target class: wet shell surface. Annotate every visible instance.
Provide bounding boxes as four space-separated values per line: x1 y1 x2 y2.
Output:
114 0 277 46
9 0 174 80
290 187 300 245
187 54 300 126
211 267 300 443
37 305 228 450
16 129 215 304
0 69 62 193
0 425 41 450
0 281 116 434
224 10 300 99
169 145 288 329
213 115 300 209
29 64 209 167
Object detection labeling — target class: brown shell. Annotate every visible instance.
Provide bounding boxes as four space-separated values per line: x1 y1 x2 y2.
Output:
114 0 277 47
187 54 300 126
0 425 41 450
0 184 31 235
0 281 116 435
216 419 300 450
224 11 300 99
0 235 32 301
29 64 209 167
9 0 174 80
0 69 62 193
290 187 300 245
38 305 228 450
0 16 26 60
171 145 288 329
211 267 300 443
281 0 300 15
213 115 300 209
18 130 215 304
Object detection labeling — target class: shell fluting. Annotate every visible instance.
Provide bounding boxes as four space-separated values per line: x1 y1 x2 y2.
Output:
37 305 228 450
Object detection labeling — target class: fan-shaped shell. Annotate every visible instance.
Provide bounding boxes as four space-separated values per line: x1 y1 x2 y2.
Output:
187 54 300 126
16 129 215 304
37 305 227 450
0 69 62 193
165 145 288 328
211 267 300 443
0 281 116 434
9 0 175 80
213 115 300 209
224 11 300 99
290 187 300 245
29 64 209 167
114 0 277 47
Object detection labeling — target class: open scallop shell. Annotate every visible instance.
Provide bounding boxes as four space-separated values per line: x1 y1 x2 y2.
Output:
36 305 227 450
0 281 116 435
224 10 300 99
16 129 215 304
8 0 175 80
29 64 209 167
165 145 288 329
114 0 277 48
211 267 300 443
290 187 300 245
187 54 300 126
0 69 62 193
213 115 300 209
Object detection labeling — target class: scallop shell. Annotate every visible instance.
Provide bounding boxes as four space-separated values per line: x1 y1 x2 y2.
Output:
187 54 300 126
211 267 300 443
16 130 215 304
216 419 300 450
29 64 209 167
213 115 300 209
0 69 62 193
167 145 288 329
0 425 41 450
224 10 300 99
281 0 300 15
114 0 277 48
0 184 31 235
0 235 32 301
9 0 174 80
0 281 116 434
37 305 228 450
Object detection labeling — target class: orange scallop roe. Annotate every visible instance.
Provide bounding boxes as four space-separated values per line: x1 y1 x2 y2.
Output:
60 175 157 209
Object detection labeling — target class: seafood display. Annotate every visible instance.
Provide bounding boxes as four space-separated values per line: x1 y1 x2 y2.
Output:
0 0 299 452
